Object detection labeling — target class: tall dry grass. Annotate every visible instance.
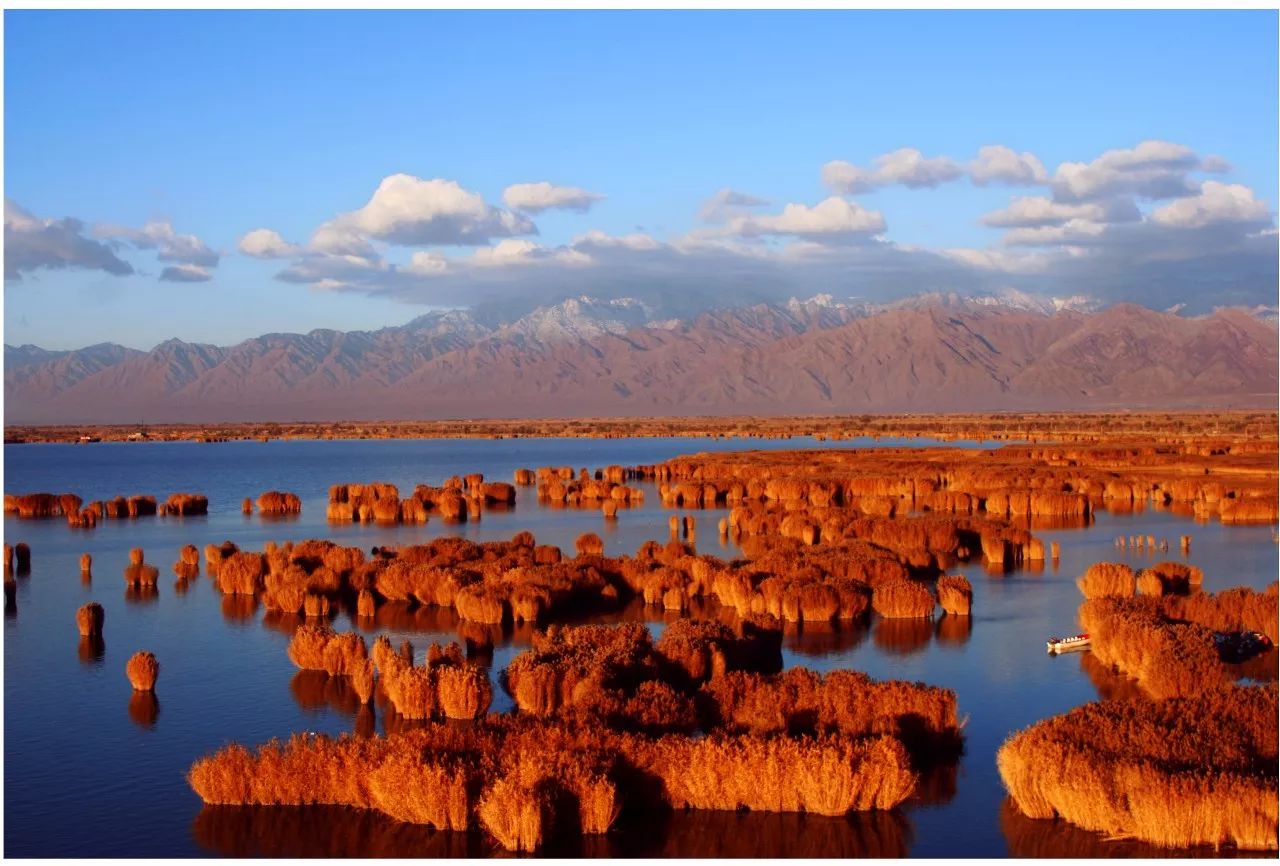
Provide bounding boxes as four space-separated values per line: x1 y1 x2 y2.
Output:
1076 562 1135 598
126 651 160 691
935 575 972 616
188 717 919 852
998 684 1277 850
76 602 105 637
871 580 935 619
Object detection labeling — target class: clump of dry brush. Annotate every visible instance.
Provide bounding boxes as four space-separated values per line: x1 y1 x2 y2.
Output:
193 621 962 852
998 683 1277 851
126 651 159 691
188 716 917 853
1077 570 1277 699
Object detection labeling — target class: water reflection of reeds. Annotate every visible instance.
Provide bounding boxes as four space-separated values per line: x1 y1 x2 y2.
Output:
220 594 258 622
935 614 972 647
193 803 914 858
999 798 1268 858
192 805 483 857
782 619 868 657
128 691 160 728
77 635 106 665
1079 651 1146 702
290 670 362 716
124 585 160 605
873 616 933 656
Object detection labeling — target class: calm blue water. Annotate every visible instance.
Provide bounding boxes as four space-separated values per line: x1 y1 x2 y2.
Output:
3 437 1276 857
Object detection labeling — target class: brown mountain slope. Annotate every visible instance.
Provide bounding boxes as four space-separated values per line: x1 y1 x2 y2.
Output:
5 303 1276 424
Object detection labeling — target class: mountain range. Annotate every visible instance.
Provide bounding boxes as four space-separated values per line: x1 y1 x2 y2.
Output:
5 294 1277 424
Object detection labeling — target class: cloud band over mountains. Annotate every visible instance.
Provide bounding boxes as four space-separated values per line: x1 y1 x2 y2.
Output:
5 140 1276 314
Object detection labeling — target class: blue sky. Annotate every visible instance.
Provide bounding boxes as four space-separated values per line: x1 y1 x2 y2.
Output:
5 10 1278 349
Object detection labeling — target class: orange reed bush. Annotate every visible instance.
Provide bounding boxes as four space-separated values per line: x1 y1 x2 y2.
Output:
1163 583 1279 644
356 590 376 618
188 717 918 852
129 547 144 566
477 765 554 852
123 564 160 586
637 731 916 815
76 602 105 637
180 544 200 566
575 533 604 557
871 580 935 619
287 625 368 676
383 667 438 720
217 552 267 595
435 664 492 720
351 659 375 704
204 540 238 572
935 575 972 616
80 552 92 573
1079 597 1228 699
505 624 659 716
126 650 160 691
257 491 302 514
369 753 472 831
653 618 780 685
701 668 958 750
1076 562 1135 598
303 593 331 619
998 684 1278 851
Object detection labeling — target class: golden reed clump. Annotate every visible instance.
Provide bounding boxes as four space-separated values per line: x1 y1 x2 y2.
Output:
76 602 105 637
702 668 959 751
1078 597 1226 699
871 580 935 619
126 651 160 691
257 491 303 515
935 575 972 616
287 625 368 676
1076 562 1135 598
998 684 1277 851
188 716 918 852
80 553 92 574
1080 582 1278 698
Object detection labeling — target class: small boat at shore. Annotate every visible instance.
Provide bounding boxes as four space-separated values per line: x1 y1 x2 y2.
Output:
1046 633 1090 654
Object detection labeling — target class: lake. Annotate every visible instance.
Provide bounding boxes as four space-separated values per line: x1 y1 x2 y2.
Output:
3 437 1276 857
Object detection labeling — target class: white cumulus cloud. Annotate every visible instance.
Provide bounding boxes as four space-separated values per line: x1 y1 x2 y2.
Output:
1151 181 1271 229
324 174 534 247
823 148 964 193
969 145 1048 186
238 228 301 259
502 182 604 213
727 197 886 239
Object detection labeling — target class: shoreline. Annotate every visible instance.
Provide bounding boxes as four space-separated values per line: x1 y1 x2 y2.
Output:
5 409 1276 446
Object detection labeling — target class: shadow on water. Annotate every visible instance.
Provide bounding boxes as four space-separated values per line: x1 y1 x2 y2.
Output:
192 804 914 858
999 798 1270 858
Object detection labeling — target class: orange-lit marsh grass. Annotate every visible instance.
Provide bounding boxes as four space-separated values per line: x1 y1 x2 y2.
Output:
187 717 917 852
76 602 105 637
126 651 160 691
998 684 1278 851
1078 582 1279 699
